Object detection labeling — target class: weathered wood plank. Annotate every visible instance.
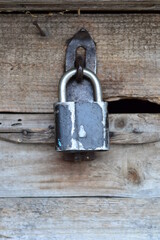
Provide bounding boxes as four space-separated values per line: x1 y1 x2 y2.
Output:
0 114 160 144
0 14 160 112
0 0 160 12
0 138 160 197
0 197 160 240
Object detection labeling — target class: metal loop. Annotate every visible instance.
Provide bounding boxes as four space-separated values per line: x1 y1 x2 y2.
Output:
59 68 102 102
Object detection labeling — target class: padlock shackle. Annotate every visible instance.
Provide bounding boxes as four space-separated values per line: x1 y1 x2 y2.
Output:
59 68 102 102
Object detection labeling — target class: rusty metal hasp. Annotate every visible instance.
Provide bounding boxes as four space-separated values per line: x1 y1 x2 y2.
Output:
54 29 109 152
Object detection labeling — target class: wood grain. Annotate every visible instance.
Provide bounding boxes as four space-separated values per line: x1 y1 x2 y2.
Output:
0 114 160 144
0 137 160 197
0 197 160 240
0 0 160 12
0 14 160 112
1 10 160 240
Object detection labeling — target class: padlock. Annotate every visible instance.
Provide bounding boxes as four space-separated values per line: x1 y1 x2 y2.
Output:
55 68 109 152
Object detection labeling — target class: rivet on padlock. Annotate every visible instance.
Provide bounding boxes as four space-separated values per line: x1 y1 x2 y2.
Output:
54 68 109 152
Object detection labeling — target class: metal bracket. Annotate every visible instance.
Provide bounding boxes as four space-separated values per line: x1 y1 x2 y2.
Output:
66 28 97 102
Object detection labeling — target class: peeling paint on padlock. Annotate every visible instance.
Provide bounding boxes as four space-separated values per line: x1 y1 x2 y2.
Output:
54 70 109 152
78 125 87 138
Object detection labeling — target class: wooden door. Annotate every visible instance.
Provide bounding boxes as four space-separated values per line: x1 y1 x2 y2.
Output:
0 1 160 239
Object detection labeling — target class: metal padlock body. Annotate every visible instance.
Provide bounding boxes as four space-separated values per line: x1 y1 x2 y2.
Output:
55 69 109 152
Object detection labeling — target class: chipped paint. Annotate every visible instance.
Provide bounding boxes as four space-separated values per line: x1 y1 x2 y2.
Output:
78 125 87 138
97 101 109 150
55 101 109 152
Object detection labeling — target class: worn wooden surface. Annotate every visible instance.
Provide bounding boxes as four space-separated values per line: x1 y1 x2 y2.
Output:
0 0 160 12
0 14 160 112
1 198 160 240
1 138 160 197
0 114 160 144
1 10 160 239
0 113 159 198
